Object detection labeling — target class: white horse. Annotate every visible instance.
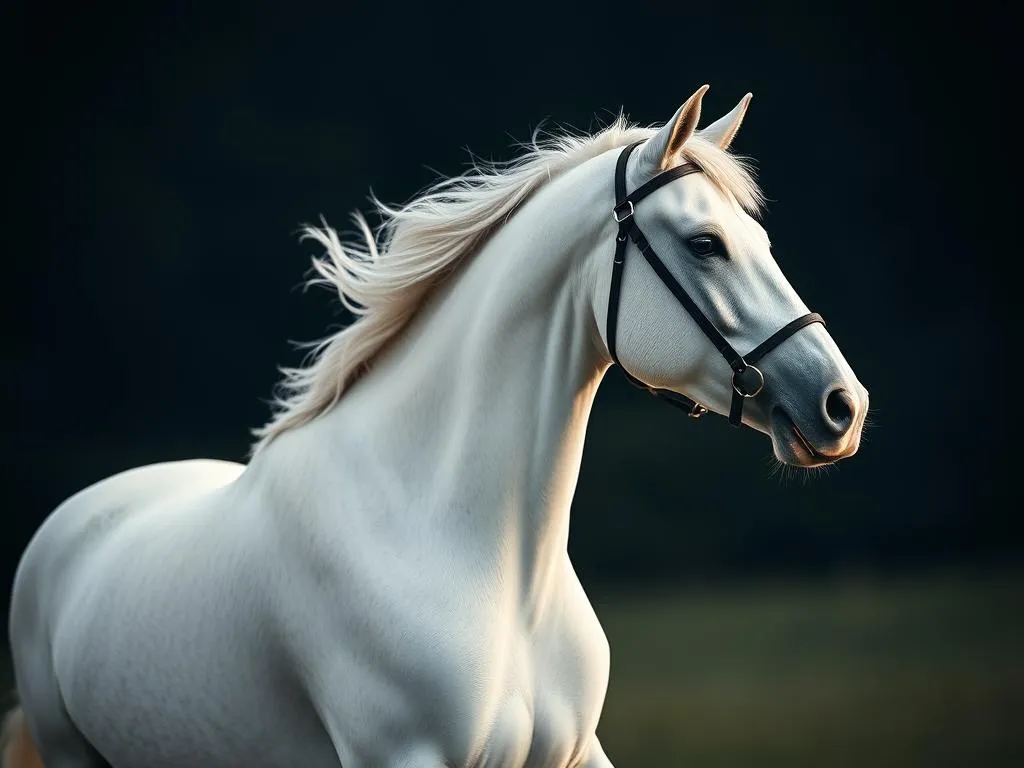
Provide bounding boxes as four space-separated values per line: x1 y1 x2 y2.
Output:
3 86 868 768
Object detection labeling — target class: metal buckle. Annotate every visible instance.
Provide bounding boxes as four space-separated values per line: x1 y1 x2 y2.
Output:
689 403 708 419
732 364 765 398
612 200 634 224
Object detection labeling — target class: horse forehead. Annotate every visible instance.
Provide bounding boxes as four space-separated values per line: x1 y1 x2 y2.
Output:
641 175 768 253
663 175 745 226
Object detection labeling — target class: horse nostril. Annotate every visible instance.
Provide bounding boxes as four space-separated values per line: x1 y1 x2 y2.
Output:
824 388 855 434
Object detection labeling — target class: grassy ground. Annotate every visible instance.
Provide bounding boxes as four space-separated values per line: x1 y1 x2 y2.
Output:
593 571 1024 767
3 571 1022 766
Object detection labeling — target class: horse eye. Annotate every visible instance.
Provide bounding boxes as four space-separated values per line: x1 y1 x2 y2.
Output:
688 234 722 258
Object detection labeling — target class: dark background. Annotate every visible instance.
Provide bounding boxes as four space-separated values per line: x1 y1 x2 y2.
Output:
3 2 1021 765
3 0 1016 588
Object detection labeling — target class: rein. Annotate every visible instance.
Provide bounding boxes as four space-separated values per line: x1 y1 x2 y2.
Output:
605 140 824 427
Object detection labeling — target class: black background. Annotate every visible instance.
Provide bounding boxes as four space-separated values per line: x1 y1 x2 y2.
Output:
2 0 1018 616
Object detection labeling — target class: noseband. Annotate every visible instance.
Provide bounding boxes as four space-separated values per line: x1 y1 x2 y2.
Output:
606 141 824 427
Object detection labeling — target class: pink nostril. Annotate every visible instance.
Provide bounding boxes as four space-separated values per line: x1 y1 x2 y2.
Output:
824 388 855 435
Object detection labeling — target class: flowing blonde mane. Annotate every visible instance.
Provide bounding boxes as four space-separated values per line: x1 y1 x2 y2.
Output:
250 115 762 453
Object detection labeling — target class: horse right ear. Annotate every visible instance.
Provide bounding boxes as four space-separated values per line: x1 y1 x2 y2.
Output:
636 85 709 172
699 93 753 151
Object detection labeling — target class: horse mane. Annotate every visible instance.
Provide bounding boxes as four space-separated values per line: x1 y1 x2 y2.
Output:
250 114 763 454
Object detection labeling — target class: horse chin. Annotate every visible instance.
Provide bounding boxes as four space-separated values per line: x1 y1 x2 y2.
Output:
769 407 840 469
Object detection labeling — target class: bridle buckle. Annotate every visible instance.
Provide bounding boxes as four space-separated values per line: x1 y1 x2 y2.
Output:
689 403 708 419
612 200 634 224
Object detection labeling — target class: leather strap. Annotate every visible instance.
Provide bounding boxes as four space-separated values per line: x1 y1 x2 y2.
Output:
745 312 824 364
605 141 824 427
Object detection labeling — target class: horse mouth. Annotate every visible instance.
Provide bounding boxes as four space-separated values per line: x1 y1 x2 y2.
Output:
771 408 836 468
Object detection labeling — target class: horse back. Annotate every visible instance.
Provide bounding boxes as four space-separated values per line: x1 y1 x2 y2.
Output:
10 459 246 627
5 459 323 767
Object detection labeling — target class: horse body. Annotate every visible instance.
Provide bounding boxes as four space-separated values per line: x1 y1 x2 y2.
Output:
13 455 609 768
5 88 869 767
10 151 617 767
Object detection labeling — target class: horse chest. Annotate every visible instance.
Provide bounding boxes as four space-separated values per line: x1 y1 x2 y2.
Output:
301 560 611 767
459 618 608 766
413 609 609 766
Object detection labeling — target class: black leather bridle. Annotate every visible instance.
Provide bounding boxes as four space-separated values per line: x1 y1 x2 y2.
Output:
606 140 825 427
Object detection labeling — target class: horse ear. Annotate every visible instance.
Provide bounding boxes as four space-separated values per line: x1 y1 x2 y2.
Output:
637 85 709 172
699 93 753 150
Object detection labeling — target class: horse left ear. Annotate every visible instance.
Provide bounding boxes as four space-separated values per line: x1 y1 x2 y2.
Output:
699 93 753 150
637 85 709 172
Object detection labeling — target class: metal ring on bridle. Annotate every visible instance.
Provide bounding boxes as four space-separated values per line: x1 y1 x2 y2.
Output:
732 364 765 398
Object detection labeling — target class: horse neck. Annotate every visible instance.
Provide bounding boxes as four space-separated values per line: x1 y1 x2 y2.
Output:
265 153 616 601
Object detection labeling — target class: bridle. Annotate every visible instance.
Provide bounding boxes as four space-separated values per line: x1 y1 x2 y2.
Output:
606 140 825 427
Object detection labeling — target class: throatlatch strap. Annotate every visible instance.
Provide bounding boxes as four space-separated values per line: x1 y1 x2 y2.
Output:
604 143 636 367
